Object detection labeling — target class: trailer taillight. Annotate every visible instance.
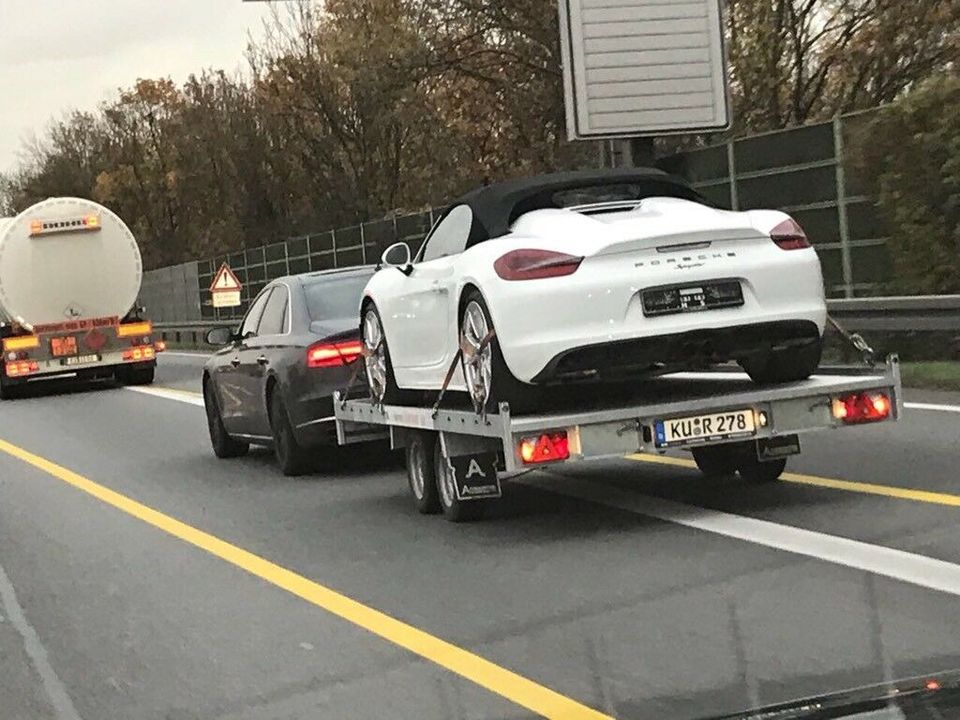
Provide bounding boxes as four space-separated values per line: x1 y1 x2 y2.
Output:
518 432 570 465
117 321 152 338
123 347 155 362
307 340 363 368
5 360 39 377
2 335 40 352
832 391 891 424
154 340 167 353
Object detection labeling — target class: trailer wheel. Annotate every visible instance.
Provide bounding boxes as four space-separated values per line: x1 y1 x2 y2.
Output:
406 432 441 514
434 442 486 522
691 445 738 477
737 456 787 483
0 378 20 401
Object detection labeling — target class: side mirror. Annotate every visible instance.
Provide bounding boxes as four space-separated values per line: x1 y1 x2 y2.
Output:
380 242 412 272
205 326 235 346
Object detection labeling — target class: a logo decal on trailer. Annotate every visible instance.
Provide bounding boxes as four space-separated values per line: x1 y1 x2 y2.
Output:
465 458 486 479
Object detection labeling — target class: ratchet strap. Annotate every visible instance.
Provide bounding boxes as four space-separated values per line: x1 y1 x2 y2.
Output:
827 315 875 366
431 329 496 419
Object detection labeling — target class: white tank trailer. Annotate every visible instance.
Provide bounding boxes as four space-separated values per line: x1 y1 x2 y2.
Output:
0 197 162 398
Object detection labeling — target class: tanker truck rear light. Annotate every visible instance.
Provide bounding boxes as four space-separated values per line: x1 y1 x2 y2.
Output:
28 214 102 236
154 340 167 353
117 321 152 338
123 347 155 362
5 360 39 377
2 335 40 352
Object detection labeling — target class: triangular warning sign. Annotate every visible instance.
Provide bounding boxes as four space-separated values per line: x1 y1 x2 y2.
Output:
210 263 242 292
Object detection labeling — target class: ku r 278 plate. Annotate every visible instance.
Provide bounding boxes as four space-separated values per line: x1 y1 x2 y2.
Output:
655 408 756 448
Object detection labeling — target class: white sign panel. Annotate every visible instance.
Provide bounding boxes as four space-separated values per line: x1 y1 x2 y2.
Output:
212 290 241 308
559 0 730 139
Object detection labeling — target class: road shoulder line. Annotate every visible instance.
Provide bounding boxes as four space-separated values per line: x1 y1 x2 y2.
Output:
0 561 83 720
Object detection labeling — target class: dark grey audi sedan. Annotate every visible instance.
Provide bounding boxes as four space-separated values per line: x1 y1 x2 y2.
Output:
202 266 375 475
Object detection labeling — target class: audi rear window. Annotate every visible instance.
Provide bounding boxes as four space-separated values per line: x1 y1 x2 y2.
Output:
303 274 372 321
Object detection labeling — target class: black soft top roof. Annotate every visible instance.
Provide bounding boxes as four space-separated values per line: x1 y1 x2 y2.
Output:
449 168 700 243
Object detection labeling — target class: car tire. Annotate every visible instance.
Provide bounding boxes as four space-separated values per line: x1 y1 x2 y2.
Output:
737 455 787 483
362 304 408 405
270 391 312 477
406 432 441 514
434 441 486 522
692 445 738 477
741 337 822 385
460 290 538 414
204 381 249 459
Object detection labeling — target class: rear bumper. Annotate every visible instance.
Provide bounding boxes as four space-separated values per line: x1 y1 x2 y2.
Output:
531 320 821 383
6 352 156 384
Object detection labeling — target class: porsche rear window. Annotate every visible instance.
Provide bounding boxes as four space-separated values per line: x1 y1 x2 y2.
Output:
303 274 372 321
553 182 703 208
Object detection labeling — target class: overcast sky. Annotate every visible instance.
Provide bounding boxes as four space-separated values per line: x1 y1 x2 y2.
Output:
0 0 278 174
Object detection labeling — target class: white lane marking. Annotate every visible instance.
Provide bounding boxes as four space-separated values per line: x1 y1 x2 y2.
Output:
904 402 960 414
519 473 960 598
124 386 205 407
0 561 83 720
160 351 211 358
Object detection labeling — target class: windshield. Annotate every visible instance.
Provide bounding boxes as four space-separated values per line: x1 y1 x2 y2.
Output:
302 273 372 322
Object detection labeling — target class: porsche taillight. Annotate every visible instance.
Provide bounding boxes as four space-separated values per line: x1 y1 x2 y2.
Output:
493 249 583 281
307 340 363 368
770 218 811 250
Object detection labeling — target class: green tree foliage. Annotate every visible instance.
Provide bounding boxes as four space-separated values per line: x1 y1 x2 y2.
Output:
855 73 960 294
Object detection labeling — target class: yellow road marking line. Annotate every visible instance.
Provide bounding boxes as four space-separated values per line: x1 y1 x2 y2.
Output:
627 453 960 508
0 438 611 720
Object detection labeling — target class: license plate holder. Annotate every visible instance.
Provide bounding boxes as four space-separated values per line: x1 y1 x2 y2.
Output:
63 353 100 367
655 408 756 448
642 280 744 317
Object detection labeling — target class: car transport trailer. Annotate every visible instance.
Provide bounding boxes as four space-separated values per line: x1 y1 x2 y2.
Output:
334 356 902 522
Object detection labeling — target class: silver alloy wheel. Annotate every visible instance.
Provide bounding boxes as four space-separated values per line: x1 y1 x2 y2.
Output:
409 438 426 499
362 309 388 403
461 300 493 413
436 446 456 509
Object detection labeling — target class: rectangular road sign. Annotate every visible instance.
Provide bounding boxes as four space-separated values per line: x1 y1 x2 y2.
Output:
212 290 241 308
558 0 730 140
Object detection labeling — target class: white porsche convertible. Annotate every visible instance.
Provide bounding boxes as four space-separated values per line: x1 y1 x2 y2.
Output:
361 169 827 413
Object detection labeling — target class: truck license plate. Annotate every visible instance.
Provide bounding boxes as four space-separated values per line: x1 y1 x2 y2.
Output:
655 409 755 448
63 354 100 366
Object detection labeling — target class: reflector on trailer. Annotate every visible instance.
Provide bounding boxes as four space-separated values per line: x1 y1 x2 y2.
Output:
117 321 152 338
832 391 891 424
2 335 40 352
518 432 570 465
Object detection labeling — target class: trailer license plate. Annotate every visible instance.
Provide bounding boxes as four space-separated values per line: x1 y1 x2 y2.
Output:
655 409 755 448
63 354 100 366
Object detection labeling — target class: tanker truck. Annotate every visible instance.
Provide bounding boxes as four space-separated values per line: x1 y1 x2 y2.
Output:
0 197 163 399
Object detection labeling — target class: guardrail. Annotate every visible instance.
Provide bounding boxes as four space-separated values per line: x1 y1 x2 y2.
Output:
153 296 960 348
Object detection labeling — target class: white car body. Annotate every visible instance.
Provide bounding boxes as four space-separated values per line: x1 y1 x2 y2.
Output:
363 172 827 393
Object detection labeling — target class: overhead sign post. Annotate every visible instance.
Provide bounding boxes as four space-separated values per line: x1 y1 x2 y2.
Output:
210 263 242 309
558 0 730 141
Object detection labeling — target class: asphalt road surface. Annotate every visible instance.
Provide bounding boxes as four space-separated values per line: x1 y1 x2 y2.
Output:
2 352 959 720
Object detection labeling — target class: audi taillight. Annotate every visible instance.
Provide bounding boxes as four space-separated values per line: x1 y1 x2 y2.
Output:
770 218 811 250
307 340 363 368
494 249 583 281
518 431 570 465
832 391 891 424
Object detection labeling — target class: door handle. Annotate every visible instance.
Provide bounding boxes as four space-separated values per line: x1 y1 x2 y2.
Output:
257 355 269 366
231 357 240 367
